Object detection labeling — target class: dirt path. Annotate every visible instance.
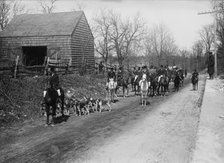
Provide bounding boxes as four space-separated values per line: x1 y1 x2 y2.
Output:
0 76 206 163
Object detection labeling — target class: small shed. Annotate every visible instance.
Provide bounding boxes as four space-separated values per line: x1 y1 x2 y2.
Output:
0 11 94 72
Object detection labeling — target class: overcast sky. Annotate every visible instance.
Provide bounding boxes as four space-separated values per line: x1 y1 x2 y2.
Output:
23 0 214 50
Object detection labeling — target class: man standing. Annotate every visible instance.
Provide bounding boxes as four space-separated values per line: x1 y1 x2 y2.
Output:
207 52 215 79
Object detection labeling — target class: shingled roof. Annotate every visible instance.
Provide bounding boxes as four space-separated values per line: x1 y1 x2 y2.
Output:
0 11 84 37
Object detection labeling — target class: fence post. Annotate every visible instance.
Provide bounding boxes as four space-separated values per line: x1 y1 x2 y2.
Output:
14 55 19 78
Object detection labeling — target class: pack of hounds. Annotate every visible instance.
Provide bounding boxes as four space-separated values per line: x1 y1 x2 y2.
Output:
41 94 112 118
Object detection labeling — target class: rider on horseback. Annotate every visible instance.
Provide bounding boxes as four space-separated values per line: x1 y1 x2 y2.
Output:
191 69 199 90
50 67 59 89
107 67 116 82
43 67 60 126
46 67 65 125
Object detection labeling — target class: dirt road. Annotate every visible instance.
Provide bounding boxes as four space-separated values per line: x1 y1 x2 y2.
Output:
0 76 206 163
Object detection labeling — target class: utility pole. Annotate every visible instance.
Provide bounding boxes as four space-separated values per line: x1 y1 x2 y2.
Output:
198 10 221 77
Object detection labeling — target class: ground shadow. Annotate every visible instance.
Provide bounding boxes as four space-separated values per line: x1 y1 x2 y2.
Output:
112 99 119 103
139 101 151 106
54 115 70 124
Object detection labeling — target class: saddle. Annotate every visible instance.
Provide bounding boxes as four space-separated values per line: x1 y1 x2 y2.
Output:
43 88 61 98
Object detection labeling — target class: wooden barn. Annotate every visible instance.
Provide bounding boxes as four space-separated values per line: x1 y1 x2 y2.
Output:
0 11 94 72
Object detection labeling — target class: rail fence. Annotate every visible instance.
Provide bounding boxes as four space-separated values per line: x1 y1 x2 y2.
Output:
0 55 115 79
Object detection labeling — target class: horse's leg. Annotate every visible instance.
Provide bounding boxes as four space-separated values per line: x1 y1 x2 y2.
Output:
141 92 144 106
145 93 147 106
126 84 129 97
123 85 125 97
45 104 50 125
51 101 57 125
138 85 141 95
61 96 65 116
153 85 155 96
168 81 170 91
161 85 164 96
111 89 114 103
157 85 160 96
147 87 150 97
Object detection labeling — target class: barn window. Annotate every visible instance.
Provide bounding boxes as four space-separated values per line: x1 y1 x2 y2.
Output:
22 46 47 66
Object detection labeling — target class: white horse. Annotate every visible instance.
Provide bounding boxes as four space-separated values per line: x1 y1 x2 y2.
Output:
106 78 117 103
139 74 150 106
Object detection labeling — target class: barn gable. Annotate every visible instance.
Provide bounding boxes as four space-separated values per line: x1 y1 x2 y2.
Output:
71 14 94 71
0 11 83 37
0 11 95 72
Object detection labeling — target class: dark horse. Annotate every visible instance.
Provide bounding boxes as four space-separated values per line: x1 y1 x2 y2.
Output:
117 70 131 97
43 87 65 125
174 74 181 92
132 74 142 95
148 74 158 97
157 75 169 96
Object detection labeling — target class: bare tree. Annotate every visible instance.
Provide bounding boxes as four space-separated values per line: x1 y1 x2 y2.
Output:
145 24 177 66
212 0 224 46
73 0 86 11
39 0 57 14
12 0 26 17
192 40 204 70
0 0 10 30
122 14 146 68
0 0 26 31
109 11 146 68
92 10 113 64
199 24 215 53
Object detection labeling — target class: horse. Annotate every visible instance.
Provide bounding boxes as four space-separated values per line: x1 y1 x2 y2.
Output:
133 75 141 95
178 70 184 87
191 74 198 90
131 74 136 92
149 75 158 97
43 86 66 126
158 75 170 96
117 70 131 97
157 75 167 96
174 74 181 92
139 76 149 106
106 78 117 103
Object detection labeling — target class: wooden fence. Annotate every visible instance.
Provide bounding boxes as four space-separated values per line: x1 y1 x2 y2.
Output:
0 55 99 78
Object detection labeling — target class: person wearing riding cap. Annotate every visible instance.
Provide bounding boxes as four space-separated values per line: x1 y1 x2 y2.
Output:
140 66 149 81
192 69 198 79
133 66 138 76
50 67 59 89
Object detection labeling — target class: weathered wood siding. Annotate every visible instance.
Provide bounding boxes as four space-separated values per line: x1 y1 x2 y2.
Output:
71 14 94 72
0 35 71 65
